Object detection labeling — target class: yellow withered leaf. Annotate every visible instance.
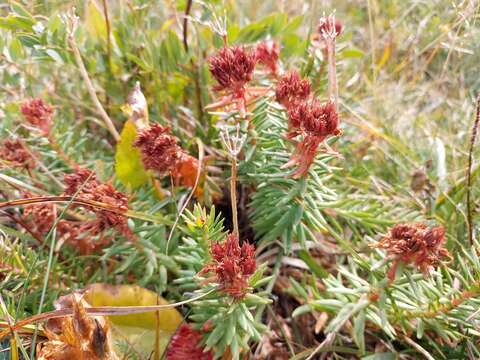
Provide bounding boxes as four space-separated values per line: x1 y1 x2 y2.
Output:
84 284 183 357
84 0 107 41
84 284 182 331
115 120 149 188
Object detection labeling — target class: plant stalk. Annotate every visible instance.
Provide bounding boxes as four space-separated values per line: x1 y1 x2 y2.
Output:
101 0 112 72
231 157 239 236
326 38 338 106
68 30 120 141
101 0 113 110
467 95 480 245
182 0 193 51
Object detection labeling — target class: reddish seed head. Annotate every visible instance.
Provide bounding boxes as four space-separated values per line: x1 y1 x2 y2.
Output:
275 71 311 109
64 168 133 243
63 168 129 213
21 98 53 134
133 124 182 173
64 167 94 196
0 138 32 168
166 324 213 360
288 99 340 138
318 15 343 39
283 100 341 177
202 233 257 299
21 188 110 254
209 46 256 97
23 192 56 234
59 220 113 255
372 223 451 280
240 241 256 275
134 124 199 188
255 40 280 75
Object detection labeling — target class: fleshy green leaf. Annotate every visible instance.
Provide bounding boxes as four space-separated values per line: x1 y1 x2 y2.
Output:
353 310 366 355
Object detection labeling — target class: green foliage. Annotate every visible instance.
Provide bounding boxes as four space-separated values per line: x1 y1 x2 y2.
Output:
188 285 270 360
241 99 340 252
174 206 271 359
294 238 480 358
0 234 45 318
174 205 226 291
0 0 479 359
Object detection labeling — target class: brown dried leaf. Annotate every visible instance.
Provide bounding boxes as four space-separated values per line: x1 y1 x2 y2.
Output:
38 294 118 360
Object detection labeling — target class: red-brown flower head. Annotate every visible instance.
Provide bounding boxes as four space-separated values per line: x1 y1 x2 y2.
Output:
202 233 256 299
23 192 56 234
64 168 133 242
283 100 341 178
275 71 311 109
21 98 53 134
318 15 343 40
255 40 280 75
209 46 256 97
20 190 96 254
134 124 199 188
0 138 32 169
165 324 213 360
64 167 129 213
288 99 340 139
371 223 451 280
133 124 181 174
59 220 112 255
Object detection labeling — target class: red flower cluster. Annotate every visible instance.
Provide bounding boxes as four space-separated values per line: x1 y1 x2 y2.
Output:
21 190 107 254
372 223 451 281
62 168 134 252
133 124 179 173
275 67 340 177
209 46 256 97
255 40 280 76
281 99 340 178
317 15 343 39
275 14 344 177
208 46 257 116
275 71 311 109
0 138 32 169
287 99 340 138
23 193 56 235
21 98 53 134
165 324 213 360
59 221 109 255
201 233 256 299
133 124 199 187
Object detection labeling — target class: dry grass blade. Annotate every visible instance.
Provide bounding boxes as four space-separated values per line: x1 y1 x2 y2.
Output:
0 196 171 224
166 138 204 255
466 95 480 245
0 289 215 341
64 8 120 141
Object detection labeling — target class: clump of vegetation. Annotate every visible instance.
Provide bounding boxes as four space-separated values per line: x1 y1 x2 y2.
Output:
0 1 479 359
